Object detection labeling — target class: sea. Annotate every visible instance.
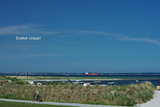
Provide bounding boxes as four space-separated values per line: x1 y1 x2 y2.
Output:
21 72 160 87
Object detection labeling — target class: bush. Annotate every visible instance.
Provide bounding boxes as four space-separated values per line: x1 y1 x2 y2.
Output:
0 82 154 106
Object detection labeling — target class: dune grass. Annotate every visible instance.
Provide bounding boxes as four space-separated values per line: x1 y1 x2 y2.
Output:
0 101 75 107
0 81 154 106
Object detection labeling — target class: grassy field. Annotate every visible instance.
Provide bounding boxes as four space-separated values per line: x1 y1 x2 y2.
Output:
0 81 154 106
6 75 160 81
0 76 155 106
7 76 114 80
0 101 75 107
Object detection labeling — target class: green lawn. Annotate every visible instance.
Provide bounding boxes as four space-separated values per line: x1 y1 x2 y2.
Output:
0 101 76 107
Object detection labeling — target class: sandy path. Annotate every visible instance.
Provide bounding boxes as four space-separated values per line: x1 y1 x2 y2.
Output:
0 98 130 107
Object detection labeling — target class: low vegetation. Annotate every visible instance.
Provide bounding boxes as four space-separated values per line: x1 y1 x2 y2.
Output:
0 76 25 86
6 76 114 80
0 77 154 106
7 75 160 80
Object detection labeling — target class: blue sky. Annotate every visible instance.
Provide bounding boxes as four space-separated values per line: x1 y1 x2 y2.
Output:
0 0 160 73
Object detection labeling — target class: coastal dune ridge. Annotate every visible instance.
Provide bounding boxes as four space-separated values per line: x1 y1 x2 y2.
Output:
0 76 155 106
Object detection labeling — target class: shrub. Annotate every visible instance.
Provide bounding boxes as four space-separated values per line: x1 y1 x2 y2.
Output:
0 82 154 106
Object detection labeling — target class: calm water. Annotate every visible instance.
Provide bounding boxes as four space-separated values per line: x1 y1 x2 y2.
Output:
33 73 160 87
2 72 160 87
82 80 160 87
34 79 160 87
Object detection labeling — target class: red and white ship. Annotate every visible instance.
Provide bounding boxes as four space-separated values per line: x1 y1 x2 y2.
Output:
85 72 100 75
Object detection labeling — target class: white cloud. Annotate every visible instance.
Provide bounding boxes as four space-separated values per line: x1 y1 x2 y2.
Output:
120 37 160 45
0 24 59 36
1 26 160 46
66 30 160 46
65 30 124 36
